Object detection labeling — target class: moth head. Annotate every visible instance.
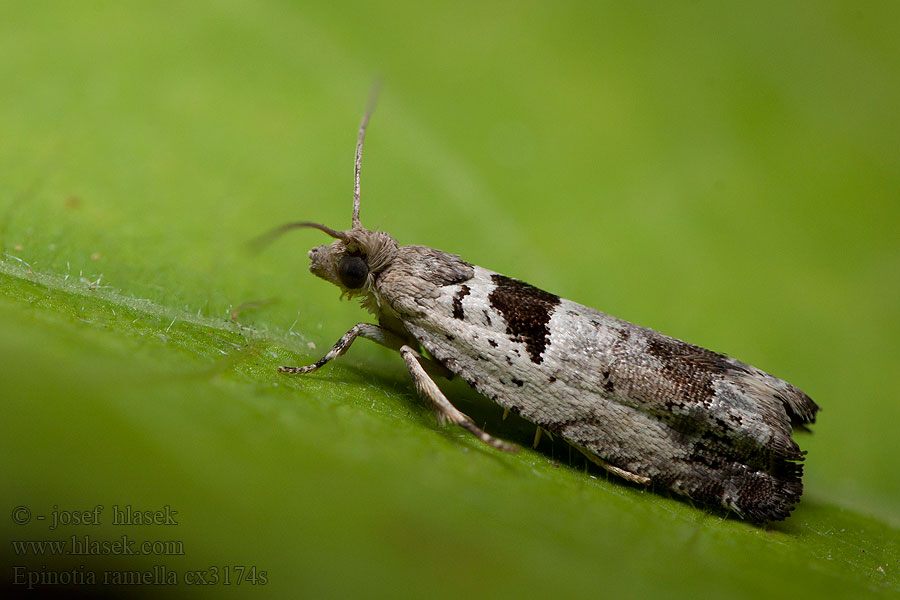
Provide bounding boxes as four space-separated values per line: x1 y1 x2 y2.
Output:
306 223 397 296
251 220 397 298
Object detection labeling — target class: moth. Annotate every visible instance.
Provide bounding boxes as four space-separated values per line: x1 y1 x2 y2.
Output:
257 97 819 523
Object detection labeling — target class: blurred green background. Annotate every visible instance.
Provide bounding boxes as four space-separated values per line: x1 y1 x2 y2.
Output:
2 1 898 598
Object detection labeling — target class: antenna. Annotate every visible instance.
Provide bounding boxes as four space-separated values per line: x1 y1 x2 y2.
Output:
248 221 348 254
353 81 381 228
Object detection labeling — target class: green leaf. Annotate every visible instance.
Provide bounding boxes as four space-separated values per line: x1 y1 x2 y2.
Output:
2 2 899 598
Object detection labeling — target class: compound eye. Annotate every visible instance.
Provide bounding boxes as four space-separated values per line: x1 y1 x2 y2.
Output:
338 255 369 289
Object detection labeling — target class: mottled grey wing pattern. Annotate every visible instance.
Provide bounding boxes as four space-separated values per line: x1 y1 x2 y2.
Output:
397 265 817 522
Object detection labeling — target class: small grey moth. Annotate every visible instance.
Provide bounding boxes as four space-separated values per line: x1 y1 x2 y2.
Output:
257 95 818 523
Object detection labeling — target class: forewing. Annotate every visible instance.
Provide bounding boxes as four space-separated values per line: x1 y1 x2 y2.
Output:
394 265 816 521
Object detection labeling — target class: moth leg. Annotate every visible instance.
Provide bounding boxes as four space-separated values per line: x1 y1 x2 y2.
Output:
399 345 517 454
532 427 554 448
279 323 446 377
576 446 651 485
